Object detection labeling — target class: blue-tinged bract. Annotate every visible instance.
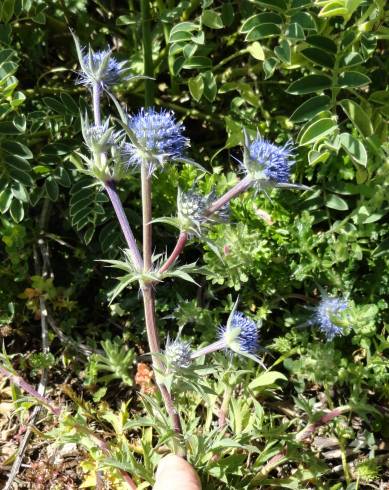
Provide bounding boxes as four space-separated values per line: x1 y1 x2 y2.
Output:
77 48 131 88
314 296 349 341
126 107 189 173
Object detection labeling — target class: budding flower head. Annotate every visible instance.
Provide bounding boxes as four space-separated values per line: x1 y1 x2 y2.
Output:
312 295 350 341
164 337 192 371
125 107 189 174
177 188 229 237
81 116 117 153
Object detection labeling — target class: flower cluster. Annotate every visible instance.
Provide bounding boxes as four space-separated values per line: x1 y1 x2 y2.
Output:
312 296 349 341
126 108 189 173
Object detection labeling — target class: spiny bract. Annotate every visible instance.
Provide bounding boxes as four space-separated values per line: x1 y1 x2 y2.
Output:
77 49 130 88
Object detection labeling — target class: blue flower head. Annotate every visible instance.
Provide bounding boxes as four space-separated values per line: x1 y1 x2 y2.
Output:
77 49 132 89
313 296 349 341
248 136 294 184
190 300 265 367
219 308 261 362
125 107 189 174
72 34 133 89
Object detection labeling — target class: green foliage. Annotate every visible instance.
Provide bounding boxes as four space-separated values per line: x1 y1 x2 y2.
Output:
0 0 388 488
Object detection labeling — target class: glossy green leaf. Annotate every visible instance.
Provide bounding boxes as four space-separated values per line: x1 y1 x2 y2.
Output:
247 42 265 61
249 371 287 389
339 99 373 137
182 56 212 70
274 40 291 64
339 51 363 68
245 24 281 41
241 13 282 33
299 117 337 145
202 71 217 102
0 0 14 23
285 23 305 40
340 132 368 166
45 177 59 202
325 194 349 211
9 198 24 222
201 10 224 29
188 74 204 101
306 35 337 53
290 12 316 30
290 95 331 122
0 189 12 213
287 75 332 94
263 57 278 79
301 47 334 68
308 149 330 166
338 71 371 88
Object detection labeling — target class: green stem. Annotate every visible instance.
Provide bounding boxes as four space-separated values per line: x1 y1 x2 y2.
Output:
140 0 154 107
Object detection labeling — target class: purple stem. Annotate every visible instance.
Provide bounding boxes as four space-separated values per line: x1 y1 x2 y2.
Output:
205 174 253 216
0 365 61 416
158 231 188 274
104 180 143 271
191 339 226 359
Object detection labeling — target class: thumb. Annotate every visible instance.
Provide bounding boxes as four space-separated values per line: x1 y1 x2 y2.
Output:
153 454 201 490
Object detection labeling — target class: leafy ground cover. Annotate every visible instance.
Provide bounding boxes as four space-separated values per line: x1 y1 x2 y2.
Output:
0 0 388 488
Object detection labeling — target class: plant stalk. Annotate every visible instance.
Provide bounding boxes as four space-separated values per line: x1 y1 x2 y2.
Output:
104 180 143 271
159 231 188 274
205 175 253 216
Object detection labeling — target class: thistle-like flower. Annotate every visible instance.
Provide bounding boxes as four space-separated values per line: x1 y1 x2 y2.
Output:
312 296 350 341
164 337 192 371
191 299 264 365
239 131 307 191
125 107 189 174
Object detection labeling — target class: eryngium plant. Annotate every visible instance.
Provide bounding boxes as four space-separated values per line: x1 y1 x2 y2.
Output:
70 34 348 463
